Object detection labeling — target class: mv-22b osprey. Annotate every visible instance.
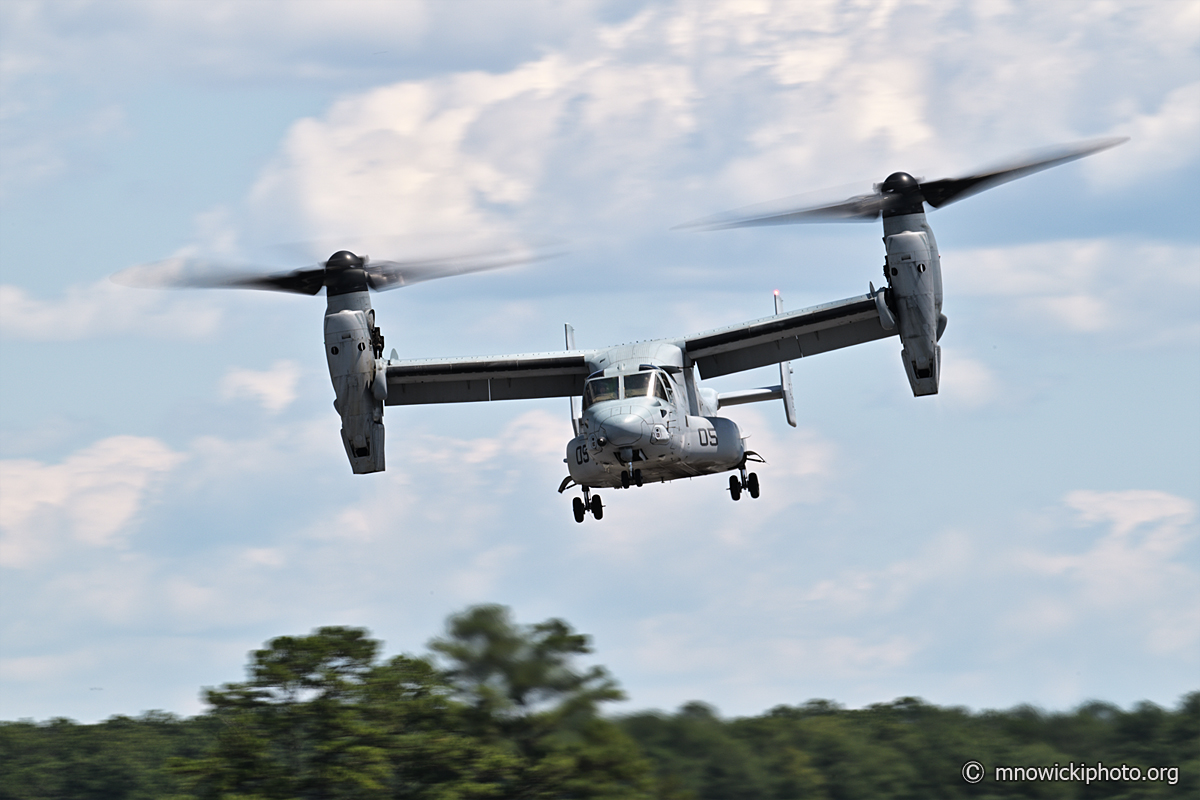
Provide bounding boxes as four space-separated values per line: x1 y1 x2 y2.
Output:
117 138 1123 522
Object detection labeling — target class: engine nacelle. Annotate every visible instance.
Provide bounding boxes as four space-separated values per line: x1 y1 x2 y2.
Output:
681 415 745 471
884 220 942 396
566 434 609 487
325 305 385 474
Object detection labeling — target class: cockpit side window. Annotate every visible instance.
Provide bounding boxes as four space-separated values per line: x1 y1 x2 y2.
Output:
654 373 672 402
582 377 620 409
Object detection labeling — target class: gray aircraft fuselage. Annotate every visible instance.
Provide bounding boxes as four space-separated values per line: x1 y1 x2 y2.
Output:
565 342 746 490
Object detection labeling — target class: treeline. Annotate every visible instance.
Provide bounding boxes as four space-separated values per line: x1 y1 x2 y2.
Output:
2 606 1196 799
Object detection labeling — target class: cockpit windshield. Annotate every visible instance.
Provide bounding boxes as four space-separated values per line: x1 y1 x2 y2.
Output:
582 377 619 409
583 371 672 410
623 372 654 397
625 371 671 401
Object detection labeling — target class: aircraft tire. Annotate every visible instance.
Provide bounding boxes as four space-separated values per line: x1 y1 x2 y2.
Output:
573 497 586 523
634 469 643 487
621 471 630 489
590 495 603 520
729 475 741 501
748 472 760 499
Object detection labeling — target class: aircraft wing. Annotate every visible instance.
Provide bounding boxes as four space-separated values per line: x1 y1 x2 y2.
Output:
385 351 590 405
684 293 896 379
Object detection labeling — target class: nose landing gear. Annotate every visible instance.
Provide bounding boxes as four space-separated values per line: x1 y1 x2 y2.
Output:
620 468 643 488
729 467 760 501
573 487 604 523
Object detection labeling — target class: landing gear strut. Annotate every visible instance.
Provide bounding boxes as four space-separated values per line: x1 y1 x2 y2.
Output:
573 486 604 523
729 467 760 501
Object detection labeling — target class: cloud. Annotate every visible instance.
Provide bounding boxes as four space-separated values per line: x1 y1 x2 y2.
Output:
1004 490 1199 657
0 436 184 568
949 239 1200 342
937 348 1000 408
1089 82 1200 187
1065 488 1195 537
0 0 429 86
0 280 223 341
0 650 94 683
245 47 699 244
233 0 1199 251
798 531 977 620
611 485 1199 711
2 398 1196 719
220 360 301 413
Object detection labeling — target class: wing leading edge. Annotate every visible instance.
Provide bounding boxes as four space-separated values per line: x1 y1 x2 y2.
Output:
684 293 896 379
386 293 894 405
385 352 590 405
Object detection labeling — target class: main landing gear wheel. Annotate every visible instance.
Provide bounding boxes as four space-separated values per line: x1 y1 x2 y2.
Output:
729 469 761 501
573 488 603 522
621 471 630 489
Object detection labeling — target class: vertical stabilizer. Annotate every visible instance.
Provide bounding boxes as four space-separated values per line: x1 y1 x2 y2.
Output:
774 291 797 427
565 323 581 435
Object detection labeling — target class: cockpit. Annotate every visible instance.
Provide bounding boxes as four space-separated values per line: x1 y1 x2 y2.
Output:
582 369 673 410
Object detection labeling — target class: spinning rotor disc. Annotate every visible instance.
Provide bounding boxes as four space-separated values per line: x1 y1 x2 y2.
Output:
675 137 1128 230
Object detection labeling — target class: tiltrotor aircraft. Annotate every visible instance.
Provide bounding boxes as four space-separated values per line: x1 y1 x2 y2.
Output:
116 138 1124 522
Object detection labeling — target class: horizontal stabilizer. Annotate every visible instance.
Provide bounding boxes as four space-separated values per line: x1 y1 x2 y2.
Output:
718 386 784 407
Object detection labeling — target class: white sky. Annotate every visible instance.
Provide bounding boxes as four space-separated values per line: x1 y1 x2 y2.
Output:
1 0 1197 723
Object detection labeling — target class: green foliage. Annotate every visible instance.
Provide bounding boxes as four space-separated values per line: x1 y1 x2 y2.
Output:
168 610 653 798
430 605 624 720
620 693 1200 800
0 711 214 799
427 604 654 798
1 609 1195 800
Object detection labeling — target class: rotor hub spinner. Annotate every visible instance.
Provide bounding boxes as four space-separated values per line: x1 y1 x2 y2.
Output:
880 172 919 194
325 250 365 271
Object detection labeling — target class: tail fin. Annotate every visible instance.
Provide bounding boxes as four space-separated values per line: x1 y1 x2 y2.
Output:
774 291 797 427
565 323 581 435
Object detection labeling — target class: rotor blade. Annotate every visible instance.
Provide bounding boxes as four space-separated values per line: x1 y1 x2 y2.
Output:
919 136 1128 208
673 184 897 231
111 258 326 295
365 244 564 291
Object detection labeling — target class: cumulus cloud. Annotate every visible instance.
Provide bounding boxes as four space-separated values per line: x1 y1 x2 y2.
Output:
246 48 699 245
220 360 302 413
937 348 1000 408
949 239 1200 342
238 0 1198 250
1024 490 1196 600
1089 81 1200 187
613 486 1199 711
0 0 605 199
1003 490 1199 658
0 280 223 341
0 0 428 87
0 436 184 568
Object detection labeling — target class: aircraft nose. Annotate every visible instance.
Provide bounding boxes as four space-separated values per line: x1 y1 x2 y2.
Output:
599 413 647 446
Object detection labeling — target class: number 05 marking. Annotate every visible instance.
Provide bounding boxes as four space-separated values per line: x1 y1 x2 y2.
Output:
698 428 718 446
